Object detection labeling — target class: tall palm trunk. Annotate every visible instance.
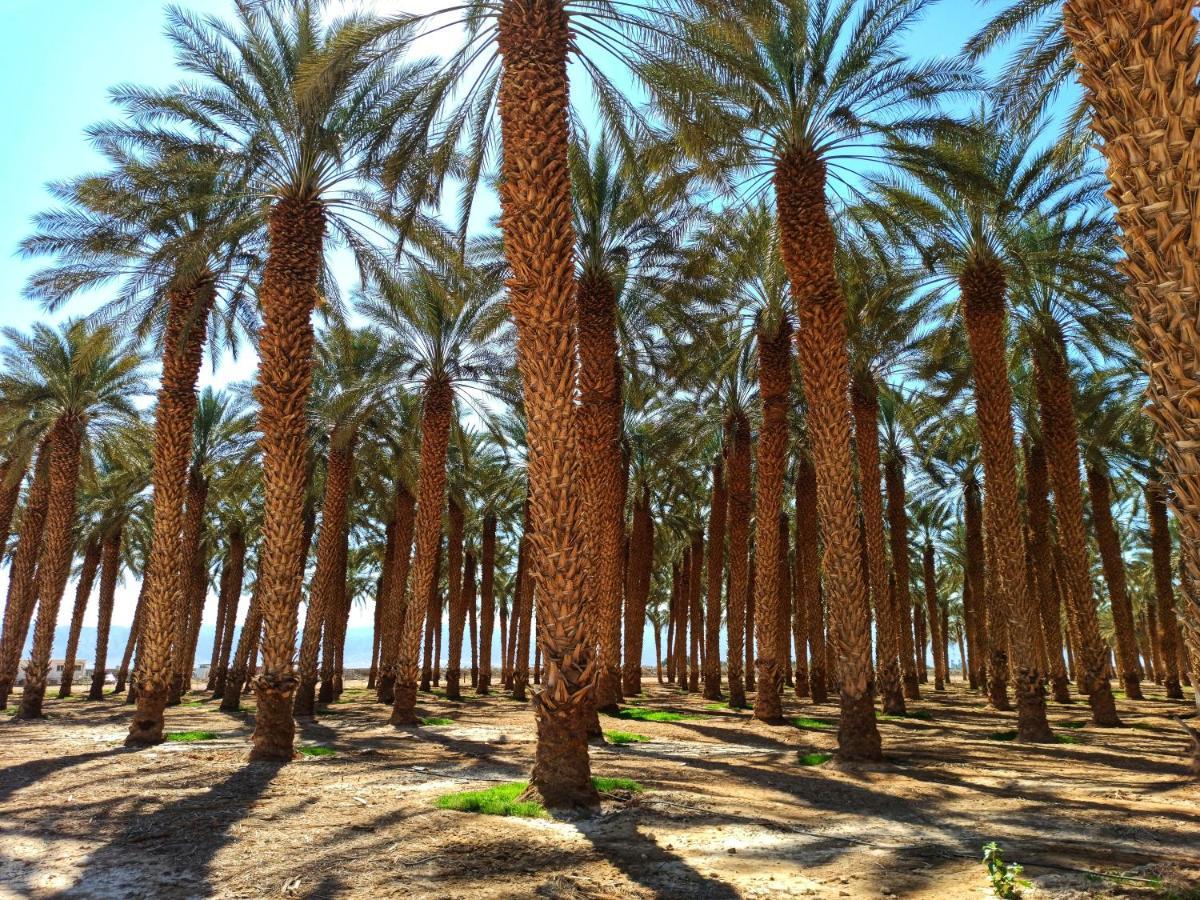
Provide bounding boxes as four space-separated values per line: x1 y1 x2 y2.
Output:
1062 1 1200 683
89 526 123 700
115 580 146 695
376 482 414 703
1025 441 1072 703
0 456 25 557
19 415 85 718
1034 333 1121 725
703 458 727 700
983 517 1013 708
795 455 827 704
208 560 233 693
922 540 945 691
182 534 212 696
623 487 654 696
58 538 101 697
496 0 597 809
775 149 880 758
248 196 326 761
221 579 262 712
852 376 904 715
212 527 246 698
792 470 811 698
296 442 355 716
391 380 453 723
478 512 497 695
172 470 209 703
319 523 350 702
963 478 987 693
1146 482 1185 699
1086 462 1143 699
675 545 691 689
576 271 625 712
513 530 534 701
959 259 1053 741
127 282 214 744
688 530 704 692
776 512 793 688
885 456 920 701
445 501 468 700
726 413 752 708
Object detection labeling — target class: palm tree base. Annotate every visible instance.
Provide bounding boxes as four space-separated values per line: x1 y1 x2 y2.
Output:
1085 682 1122 727
249 675 297 761
1014 673 1055 743
1165 678 1185 701
1121 674 1144 701
902 675 920 701
376 674 395 705
809 667 829 705
389 682 419 726
293 681 318 718
16 686 47 720
525 701 599 813
836 691 883 761
126 689 168 745
1050 676 1072 704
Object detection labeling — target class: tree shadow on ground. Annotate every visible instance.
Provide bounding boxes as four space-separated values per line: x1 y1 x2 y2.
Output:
63 759 283 898
0 746 132 804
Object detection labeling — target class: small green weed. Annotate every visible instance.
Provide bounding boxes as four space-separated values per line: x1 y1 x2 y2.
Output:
1055 733 1081 744
420 716 454 726
165 730 217 743
983 842 1030 899
605 730 651 745
437 777 644 818
988 730 1018 742
798 752 833 766
297 745 336 757
593 776 644 793
606 707 695 723
1059 720 1087 729
791 716 835 731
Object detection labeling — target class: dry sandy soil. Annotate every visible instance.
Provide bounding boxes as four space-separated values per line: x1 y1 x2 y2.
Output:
0 678 1196 899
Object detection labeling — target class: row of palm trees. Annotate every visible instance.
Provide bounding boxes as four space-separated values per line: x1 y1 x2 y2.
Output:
1 0 1199 808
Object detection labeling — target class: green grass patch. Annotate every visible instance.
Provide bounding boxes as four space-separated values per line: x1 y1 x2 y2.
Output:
1059 720 1087 729
1129 721 1156 731
593 776 644 793
165 730 217 743
1055 733 1082 744
297 745 336 757
180 699 207 708
437 777 645 818
605 730 651 745
606 707 695 723
791 716 835 731
798 752 833 766
988 730 1018 742
420 716 454 726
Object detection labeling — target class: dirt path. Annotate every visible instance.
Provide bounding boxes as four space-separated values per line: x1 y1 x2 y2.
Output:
0 681 1195 899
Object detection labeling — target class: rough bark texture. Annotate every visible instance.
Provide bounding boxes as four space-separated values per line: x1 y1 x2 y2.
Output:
885 457 919 701
449 550 476 699
128 282 213 744
445 502 468 701
688 531 704 694
58 539 101 698
513 530 534 702
0 457 24 558
703 459 727 700
1146 482 1185 699
676 547 691 690
477 512 498 695
1062 0 1200 687
176 473 210 702
318 522 351 703
777 149 879 757
1025 441 1072 703
776 513 792 690
88 527 122 700
221 581 261 712
211 528 246 698
852 379 904 715
922 540 945 691
795 456 827 704
115 579 146 696
726 413 752 708
624 487 654 697
792 467 811 698
959 259 1052 741
962 480 986 693
1034 333 1121 725
19 415 85 719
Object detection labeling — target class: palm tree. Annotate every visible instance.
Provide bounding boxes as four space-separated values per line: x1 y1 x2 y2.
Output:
0 321 144 718
647 0 975 759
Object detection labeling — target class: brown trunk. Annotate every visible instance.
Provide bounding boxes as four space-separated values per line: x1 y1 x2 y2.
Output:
914 601 928 683
173 470 210 703
1146 482 1185 699
115 579 146 696
963 480 986 692
512 530 534 702
665 560 678 684
0 456 25 558
688 531 704 693
19 416 85 718
624 487 654 696
220 578 261 712
452 550 476 697
318 522 351 702
885 457 919 701
776 148 879 758
478 512 497 695
795 456 826 704
959 258 1051 741
676 546 691 689
88 526 123 700
852 378 904 715
445 500 468 701
922 541 945 691
247 196 326 761
777 512 793 688
703 459 727 700
58 538 102 697
1025 440 1072 703
653 618 663 683
726 413 752 708
983 518 1013 709
128 281 215 744
207 555 233 693
792 472 811 699
211 528 246 698
377 482 415 703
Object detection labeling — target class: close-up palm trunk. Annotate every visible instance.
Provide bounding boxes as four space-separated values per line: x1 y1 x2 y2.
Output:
88 526 123 700
726 413 752 708
58 538 101 698
775 148 880 759
0 456 25 555
959 258 1052 741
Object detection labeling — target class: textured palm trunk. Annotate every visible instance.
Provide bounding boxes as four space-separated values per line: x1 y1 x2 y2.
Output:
513 532 534 702
296 442 354 717
885 457 920 701
57 538 101 698
852 378 904 715
207 560 233 693
963 479 986 692
469 561 478 689
675 545 691 689
922 541 945 691
688 531 704 693
115 580 146 695
0 457 25 557
795 456 826 704
390 380 453 722
473 512 496 694
1034 334 1121 725
220 579 261 712
792 476 811 699
745 561 756 692
211 528 246 698
19 416 85 718
775 148 879 758
127 282 214 744
983 521 1013 709
914 602 928 683
624 487 654 697
1146 482 1185 698
959 259 1052 741
665 562 677 684
445 501 468 700
248 196 326 760
172 471 210 703
702 459 727 700
752 320 793 724
422 538 442 691
1 443 51 708
1025 441 1072 703
1085 463 1142 699
318 524 350 702
1062 1 1200 692
181 533 212 697
88 527 123 700
777 512 793 689
726 413 752 708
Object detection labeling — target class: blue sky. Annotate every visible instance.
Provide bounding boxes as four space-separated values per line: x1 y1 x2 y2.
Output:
0 1 1009 642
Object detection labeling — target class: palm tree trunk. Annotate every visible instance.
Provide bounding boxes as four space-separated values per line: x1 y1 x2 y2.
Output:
1025 440 1072 703
653 618 663 684
513 531 534 702
792 476 811 699
469 559 478 689
115 579 146 696
923 541 945 691
775 149 880 759
676 546 691 689
0 456 26 558
377 482 416 703
182 533 211 697
318 522 350 703
128 282 214 744
445 501 468 701
665 561 677 685
726 413 752 708
89 526 123 700
478 512 498 695
1034 333 1121 725
852 377 904 715
777 512 793 689
745 556 756 692
702 458 727 700
207 559 233 693
58 538 102 698
962 480 985 692
959 259 1052 741
19 416 85 718
221 578 262 712
1062 2 1200 689
461 553 478 694
983 518 1013 708
914 602 928 684
1146 482 1185 699
885 457 920 701
688 530 704 693
795 455 826 704
212 528 246 699
624 487 654 697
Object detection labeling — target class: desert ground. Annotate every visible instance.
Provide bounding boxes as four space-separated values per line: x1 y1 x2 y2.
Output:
0 680 1196 899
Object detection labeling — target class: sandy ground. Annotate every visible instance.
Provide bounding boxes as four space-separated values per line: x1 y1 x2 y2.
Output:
0 678 1196 899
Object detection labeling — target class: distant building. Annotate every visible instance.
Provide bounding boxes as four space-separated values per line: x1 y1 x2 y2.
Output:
195 663 211 680
14 659 88 685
